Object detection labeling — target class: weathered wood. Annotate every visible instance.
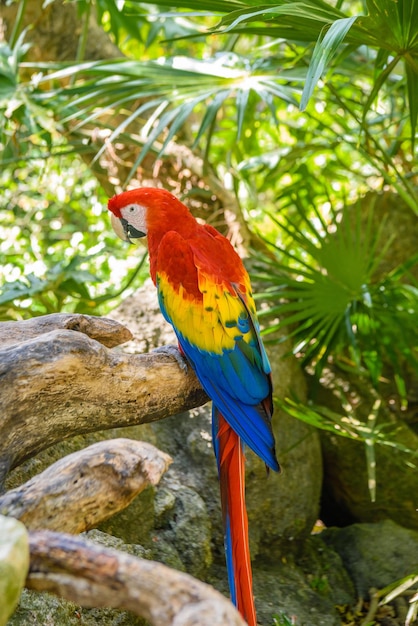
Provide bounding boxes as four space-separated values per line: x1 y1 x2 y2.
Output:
0 439 171 532
0 316 208 481
27 530 245 626
0 313 133 349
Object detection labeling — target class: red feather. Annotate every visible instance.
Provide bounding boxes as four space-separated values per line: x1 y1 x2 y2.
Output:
217 413 257 626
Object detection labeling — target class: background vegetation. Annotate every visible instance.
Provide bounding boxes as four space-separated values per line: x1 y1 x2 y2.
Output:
1 0 417 523
1 1 418 623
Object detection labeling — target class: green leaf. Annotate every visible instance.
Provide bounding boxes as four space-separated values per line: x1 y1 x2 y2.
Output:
278 397 418 458
300 16 358 110
213 1 346 37
255 197 418 385
378 572 418 606
236 85 250 140
0 275 45 305
360 54 402 130
405 53 418 144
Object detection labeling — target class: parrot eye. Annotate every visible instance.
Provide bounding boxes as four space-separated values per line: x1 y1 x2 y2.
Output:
127 204 139 214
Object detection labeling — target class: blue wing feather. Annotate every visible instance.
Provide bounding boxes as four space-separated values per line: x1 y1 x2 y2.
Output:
177 333 279 471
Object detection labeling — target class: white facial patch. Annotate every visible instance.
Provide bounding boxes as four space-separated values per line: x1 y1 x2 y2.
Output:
120 203 148 236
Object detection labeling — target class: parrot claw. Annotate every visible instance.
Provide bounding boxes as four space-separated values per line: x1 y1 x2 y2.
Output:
153 345 188 372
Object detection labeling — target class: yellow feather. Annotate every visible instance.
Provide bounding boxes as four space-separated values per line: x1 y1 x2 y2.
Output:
158 271 247 354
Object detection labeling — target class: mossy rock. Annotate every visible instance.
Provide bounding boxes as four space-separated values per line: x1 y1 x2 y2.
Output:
0 515 29 626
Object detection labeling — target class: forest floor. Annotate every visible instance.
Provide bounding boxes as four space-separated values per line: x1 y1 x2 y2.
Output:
339 594 417 626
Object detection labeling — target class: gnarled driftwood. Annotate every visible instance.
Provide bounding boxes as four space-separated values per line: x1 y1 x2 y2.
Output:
0 314 208 482
0 313 237 626
0 313 133 349
0 439 171 532
27 530 246 626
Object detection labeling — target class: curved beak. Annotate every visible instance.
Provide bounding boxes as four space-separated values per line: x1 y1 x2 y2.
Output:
120 218 146 241
110 213 146 244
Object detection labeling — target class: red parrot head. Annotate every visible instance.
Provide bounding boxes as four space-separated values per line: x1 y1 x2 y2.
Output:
107 187 196 245
108 188 150 243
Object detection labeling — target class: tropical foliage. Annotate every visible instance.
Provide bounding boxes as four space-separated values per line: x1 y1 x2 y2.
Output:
0 0 417 484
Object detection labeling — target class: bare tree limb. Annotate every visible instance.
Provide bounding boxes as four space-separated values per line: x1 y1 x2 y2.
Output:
0 439 171 532
27 530 246 626
0 313 133 349
0 315 208 481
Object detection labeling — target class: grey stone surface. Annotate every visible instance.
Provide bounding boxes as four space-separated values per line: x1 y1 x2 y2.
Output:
320 519 418 597
319 382 418 531
209 533 355 626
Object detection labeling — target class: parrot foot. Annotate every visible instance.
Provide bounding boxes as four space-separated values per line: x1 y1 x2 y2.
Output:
153 345 188 372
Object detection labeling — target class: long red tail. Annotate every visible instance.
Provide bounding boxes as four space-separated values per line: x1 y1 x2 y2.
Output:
215 411 257 626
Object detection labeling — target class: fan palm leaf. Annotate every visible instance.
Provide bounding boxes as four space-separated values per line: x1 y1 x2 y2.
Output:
253 201 418 395
138 0 418 136
27 54 298 177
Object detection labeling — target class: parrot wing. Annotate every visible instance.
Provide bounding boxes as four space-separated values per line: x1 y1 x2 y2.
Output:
155 229 278 472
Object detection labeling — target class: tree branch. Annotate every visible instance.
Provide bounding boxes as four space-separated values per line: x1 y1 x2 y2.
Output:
27 530 246 626
0 439 171 532
0 314 207 482
0 313 133 349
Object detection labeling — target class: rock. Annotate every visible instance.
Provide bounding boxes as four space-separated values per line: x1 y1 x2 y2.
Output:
84 528 152 559
297 534 356 606
98 474 157 546
321 422 418 530
315 191 418 531
0 516 29 626
320 519 418 597
318 380 418 530
153 477 213 579
358 191 418 282
7 589 83 626
209 533 355 626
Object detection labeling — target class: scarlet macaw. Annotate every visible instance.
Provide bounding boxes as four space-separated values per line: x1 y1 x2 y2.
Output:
108 187 280 626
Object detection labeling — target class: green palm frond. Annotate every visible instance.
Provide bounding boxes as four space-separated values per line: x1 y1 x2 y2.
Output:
277 395 417 501
27 54 298 179
140 0 418 136
378 572 418 624
4 0 416 174
212 1 347 37
0 32 60 165
299 15 358 109
222 0 418 135
253 201 418 396
277 396 418 458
